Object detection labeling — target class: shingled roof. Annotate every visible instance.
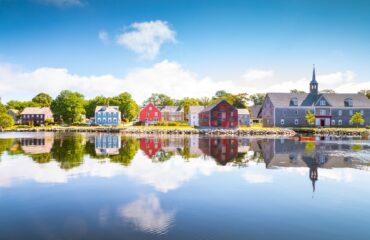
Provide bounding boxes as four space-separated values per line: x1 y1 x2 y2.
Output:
20 107 53 115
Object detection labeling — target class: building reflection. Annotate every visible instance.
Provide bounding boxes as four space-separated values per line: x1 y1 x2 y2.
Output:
95 134 121 156
20 136 54 154
199 137 239 165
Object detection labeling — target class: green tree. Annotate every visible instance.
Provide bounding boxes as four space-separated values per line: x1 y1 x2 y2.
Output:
6 100 39 111
211 91 249 108
351 112 365 127
199 97 211 106
51 90 85 124
143 93 175 107
109 137 139 166
0 102 7 113
290 89 306 94
359 90 370 99
85 96 108 118
51 134 85 169
110 92 139 121
32 93 53 107
0 113 14 129
250 93 265 106
178 97 200 117
305 110 315 126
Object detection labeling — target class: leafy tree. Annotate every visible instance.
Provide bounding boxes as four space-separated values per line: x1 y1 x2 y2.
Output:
109 137 139 166
143 93 175 107
359 90 370 99
51 90 85 124
290 89 306 94
351 112 365 127
250 93 265 106
32 93 53 107
178 97 200 117
305 110 315 126
110 92 139 121
320 89 335 94
211 90 249 108
51 134 85 169
0 113 14 129
6 100 39 111
199 97 211 106
0 102 7 113
85 96 108 118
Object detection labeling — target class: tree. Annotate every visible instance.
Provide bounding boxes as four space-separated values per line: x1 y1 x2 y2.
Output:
51 90 85 124
6 100 39 111
85 96 108 118
32 93 53 107
178 97 200 117
199 97 211 106
290 89 306 94
51 134 85 169
359 90 370 99
211 90 249 108
250 93 265 106
0 102 7 113
143 93 175 107
110 92 139 121
351 112 364 127
305 110 315 126
0 113 14 129
320 89 335 94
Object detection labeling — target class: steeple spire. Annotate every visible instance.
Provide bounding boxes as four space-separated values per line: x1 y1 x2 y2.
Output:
309 64 318 94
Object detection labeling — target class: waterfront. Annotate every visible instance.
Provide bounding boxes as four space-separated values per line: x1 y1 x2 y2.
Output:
0 132 370 239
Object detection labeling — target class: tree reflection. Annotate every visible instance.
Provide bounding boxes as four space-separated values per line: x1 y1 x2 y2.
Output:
109 137 139 166
0 138 14 158
51 134 85 170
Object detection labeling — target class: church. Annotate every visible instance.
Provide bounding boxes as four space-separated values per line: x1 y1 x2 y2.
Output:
259 67 370 127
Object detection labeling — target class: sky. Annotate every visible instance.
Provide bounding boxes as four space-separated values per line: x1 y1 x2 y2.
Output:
1 0 370 104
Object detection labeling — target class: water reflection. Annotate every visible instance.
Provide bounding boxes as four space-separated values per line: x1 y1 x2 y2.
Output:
0 133 369 192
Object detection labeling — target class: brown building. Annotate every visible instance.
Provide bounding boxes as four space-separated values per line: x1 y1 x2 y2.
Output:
20 107 54 125
160 106 184 122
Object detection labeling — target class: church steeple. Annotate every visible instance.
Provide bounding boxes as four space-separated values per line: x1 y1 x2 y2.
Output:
310 65 318 94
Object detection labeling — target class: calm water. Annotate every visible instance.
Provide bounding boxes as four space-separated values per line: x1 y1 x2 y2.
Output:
0 132 370 240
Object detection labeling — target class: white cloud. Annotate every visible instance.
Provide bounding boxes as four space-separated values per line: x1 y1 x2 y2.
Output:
243 172 273 184
118 194 175 234
98 31 109 43
242 69 274 81
117 20 176 59
34 0 84 7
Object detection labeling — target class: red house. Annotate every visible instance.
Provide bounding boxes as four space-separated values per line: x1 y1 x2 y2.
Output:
140 138 162 158
139 103 162 125
199 100 238 128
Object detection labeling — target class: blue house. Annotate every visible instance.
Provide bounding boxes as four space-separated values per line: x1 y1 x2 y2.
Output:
95 106 121 126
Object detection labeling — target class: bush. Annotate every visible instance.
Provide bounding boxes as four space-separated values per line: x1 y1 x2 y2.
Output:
0 113 14 129
15 124 32 129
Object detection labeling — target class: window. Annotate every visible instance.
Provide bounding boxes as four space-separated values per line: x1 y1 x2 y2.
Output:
149 107 152 110
320 100 326 106
290 97 298 106
349 120 353 125
97 118 101 123
344 98 353 107
113 118 117 122
338 110 342 116
154 112 158 116
338 120 342 126
280 119 285 125
331 119 335 125
294 119 299 125
361 110 364 115
295 110 298 115
349 110 353 116
320 109 326 115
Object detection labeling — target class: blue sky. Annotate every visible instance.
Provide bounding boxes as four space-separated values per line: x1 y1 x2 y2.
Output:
1 0 370 103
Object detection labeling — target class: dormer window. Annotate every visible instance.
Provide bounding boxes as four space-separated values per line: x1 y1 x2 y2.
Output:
290 97 298 106
320 100 326 106
344 98 353 107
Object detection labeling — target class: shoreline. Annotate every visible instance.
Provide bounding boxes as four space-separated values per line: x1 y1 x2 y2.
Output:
1 126 369 137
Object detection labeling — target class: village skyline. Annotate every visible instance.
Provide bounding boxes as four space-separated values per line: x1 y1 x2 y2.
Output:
1 0 370 103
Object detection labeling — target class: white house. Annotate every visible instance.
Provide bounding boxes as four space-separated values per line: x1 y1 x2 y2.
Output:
188 106 205 127
95 106 121 126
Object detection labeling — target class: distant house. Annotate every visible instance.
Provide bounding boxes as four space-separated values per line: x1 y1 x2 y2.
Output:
249 105 262 125
139 103 162 125
259 66 370 127
160 106 184 122
95 106 121 126
188 106 205 127
237 108 250 127
20 107 53 125
199 100 238 128
8 109 19 123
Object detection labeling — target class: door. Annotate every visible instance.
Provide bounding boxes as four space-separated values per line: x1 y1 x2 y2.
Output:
320 119 325 127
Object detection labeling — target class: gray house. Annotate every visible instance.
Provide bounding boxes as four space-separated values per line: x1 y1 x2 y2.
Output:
237 108 250 127
259 67 370 127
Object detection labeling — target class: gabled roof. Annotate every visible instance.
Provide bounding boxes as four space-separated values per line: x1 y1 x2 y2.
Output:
189 106 205 114
20 107 53 115
319 93 370 107
250 105 262 118
237 108 250 115
95 106 120 113
160 106 183 112
200 99 235 113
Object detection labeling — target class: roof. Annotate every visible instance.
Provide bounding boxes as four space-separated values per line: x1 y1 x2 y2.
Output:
237 108 250 115
321 93 370 107
95 106 120 112
189 106 205 114
8 109 19 114
266 92 370 108
200 99 235 113
20 107 53 115
160 106 183 112
250 105 262 118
